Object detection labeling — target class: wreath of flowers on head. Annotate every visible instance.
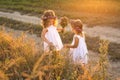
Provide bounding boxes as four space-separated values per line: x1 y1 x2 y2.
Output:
74 27 82 32
70 19 83 33
42 16 56 20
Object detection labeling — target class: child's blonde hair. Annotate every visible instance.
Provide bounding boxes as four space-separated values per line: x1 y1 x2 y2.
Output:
70 19 83 33
41 10 56 28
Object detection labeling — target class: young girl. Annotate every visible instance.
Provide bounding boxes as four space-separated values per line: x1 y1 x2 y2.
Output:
64 19 88 64
41 10 63 52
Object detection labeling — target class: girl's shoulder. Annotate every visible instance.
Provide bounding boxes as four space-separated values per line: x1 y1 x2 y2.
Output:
74 32 85 39
74 34 80 39
48 25 57 29
82 31 86 35
52 25 57 29
42 28 48 32
82 31 86 38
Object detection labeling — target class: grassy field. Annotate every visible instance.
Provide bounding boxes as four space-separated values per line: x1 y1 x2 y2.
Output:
0 17 119 61
0 0 120 80
0 17 42 36
0 26 111 80
0 0 120 28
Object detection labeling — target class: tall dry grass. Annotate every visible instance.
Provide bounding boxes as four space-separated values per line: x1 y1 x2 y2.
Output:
0 29 36 80
0 28 110 80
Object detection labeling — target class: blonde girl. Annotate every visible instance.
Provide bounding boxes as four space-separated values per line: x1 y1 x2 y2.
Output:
64 19 88 64
41 10 63 52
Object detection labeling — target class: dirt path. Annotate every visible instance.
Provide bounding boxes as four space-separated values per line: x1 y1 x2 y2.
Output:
0 11 120 44
84 26 120 44
0 11 40 25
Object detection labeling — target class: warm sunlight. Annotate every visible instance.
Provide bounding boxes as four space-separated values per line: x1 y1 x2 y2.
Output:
0 0 119 80
66 0 118 14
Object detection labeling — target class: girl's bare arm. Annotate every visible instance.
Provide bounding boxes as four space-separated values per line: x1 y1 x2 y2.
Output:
41 28 51 45
57 28 63 32
64 37 79 48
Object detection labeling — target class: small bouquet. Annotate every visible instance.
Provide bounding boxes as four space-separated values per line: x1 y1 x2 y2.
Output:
60 16 69 33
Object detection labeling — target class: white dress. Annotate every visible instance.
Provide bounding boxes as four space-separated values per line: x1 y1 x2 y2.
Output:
70 33 88 64
44 25 63 51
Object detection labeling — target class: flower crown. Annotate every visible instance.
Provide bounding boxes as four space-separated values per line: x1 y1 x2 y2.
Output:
74 27 82 32
70 19 83 33
42 16 56 20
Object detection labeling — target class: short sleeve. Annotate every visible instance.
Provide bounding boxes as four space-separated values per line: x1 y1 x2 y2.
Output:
82 31 85 39
73 35 78 38
74 34 80 39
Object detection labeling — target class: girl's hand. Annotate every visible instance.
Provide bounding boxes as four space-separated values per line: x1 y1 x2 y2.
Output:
48 42 55 50
64 44 69 48
57 28 64 32
48 42 54 46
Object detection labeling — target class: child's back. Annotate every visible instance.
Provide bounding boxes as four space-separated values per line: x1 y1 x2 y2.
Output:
41 10 63 52
44 25 63 51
